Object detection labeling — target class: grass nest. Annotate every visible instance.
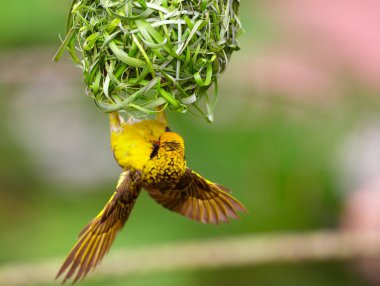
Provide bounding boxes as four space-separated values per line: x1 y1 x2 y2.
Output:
55 0 242 121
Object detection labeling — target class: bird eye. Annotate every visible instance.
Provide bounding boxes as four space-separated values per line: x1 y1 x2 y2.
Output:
165 126 171 132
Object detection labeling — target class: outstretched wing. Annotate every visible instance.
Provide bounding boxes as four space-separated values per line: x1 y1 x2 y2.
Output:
147 168 247 224
56 170 142 284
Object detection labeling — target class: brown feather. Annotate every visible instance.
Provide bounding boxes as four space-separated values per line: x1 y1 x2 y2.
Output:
56 170 141 284
146 168 247 224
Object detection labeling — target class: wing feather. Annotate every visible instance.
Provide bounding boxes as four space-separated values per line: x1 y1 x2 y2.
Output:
56 170 142 284
147 168 247 224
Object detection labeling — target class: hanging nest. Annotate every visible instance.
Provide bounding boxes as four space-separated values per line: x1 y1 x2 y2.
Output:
55 0 242 121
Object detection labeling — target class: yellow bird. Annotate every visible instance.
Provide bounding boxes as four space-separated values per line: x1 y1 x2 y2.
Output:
56 112 247 283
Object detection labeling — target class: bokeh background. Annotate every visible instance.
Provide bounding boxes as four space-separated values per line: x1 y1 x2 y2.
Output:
1 0 380 285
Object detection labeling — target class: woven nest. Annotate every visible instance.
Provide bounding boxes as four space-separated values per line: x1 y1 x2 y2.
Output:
55 0 242 120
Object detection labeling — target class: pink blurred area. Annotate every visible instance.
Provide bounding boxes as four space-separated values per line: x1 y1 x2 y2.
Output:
338 121 380 285
342 180 380 286
342 180 380 232
248 0 380 98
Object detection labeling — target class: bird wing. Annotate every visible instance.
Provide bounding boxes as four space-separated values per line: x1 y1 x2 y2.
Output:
146 168 247 224
56 170 142 284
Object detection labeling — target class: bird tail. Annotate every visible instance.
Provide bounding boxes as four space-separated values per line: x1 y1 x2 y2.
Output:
56 170 141 284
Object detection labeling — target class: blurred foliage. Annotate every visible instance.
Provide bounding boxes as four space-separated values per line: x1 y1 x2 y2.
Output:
0 0 68 48
0 1 378 286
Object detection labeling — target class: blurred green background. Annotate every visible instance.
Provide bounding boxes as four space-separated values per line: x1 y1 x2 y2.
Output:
1 0 380 285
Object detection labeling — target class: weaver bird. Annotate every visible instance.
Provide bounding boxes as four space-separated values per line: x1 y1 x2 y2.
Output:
56 112 247 284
